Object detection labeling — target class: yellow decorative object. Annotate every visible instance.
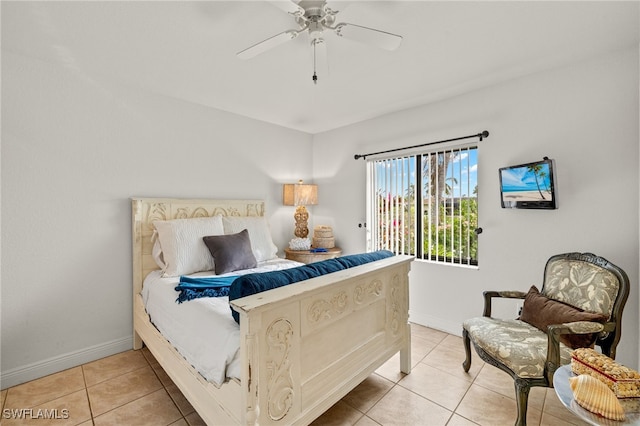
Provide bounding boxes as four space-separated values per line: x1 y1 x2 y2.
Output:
571 347 640 397
312 225 335 248
283 180 318 238
570 374 625 421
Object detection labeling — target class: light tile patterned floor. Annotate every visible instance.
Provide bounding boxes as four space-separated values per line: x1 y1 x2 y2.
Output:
0 324 590 425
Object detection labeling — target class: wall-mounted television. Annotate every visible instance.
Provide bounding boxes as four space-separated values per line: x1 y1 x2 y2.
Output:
499 157 557 209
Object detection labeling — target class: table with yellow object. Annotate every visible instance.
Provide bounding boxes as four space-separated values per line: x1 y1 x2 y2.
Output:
554 365 640 425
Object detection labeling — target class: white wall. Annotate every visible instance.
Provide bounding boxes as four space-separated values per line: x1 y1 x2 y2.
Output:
2 20 638 391
0 49 313 388
312 48 640 368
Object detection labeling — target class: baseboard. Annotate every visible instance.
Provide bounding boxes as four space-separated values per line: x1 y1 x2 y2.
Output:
0 315 461 389
1 336 132 389
409 311 463 337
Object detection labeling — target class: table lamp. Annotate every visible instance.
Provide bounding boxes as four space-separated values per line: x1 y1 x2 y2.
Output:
283 180 318 238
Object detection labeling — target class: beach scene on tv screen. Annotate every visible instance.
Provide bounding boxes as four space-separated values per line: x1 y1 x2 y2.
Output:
501 163 553 202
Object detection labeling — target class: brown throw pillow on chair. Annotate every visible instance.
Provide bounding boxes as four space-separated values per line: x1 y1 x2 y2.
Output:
519 286 607 349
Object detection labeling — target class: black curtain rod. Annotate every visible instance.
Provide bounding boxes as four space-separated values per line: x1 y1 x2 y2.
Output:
354 130 489 160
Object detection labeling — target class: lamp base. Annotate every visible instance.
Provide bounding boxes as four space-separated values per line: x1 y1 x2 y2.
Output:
293 205 310 238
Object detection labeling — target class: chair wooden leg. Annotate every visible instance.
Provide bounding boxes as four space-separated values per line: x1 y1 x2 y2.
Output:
514 378 530 426
462 328 472 372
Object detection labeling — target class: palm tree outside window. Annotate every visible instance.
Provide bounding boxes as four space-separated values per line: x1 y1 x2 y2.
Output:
367 144 479 266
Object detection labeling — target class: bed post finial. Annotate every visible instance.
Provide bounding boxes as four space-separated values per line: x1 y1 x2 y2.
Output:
132 198 142 217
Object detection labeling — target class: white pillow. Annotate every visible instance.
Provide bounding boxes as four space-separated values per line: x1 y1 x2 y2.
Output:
222 216 278 262
151 235 166 270
153 216 225 277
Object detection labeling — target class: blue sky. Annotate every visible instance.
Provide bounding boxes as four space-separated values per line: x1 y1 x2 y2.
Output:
446 149 478 197
500 163 551 192
375 148 478 198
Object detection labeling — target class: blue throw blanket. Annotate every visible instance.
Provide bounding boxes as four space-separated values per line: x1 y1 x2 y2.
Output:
175 275 238 303
228 250 394 323
173 250 395 323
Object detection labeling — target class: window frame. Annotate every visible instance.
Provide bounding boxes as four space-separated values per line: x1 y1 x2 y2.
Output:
366 143 479 267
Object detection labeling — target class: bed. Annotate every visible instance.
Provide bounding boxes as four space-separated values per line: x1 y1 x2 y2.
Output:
132 197 413 425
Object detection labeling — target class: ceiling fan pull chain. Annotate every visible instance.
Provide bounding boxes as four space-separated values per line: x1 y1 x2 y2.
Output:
312 41 318 84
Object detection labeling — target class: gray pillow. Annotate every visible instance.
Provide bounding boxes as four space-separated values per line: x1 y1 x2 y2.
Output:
203 229 258 275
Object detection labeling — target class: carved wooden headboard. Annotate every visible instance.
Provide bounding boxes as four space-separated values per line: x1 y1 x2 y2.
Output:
131 198 265 296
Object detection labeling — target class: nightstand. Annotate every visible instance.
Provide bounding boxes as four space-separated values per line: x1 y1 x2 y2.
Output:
284 247 342 264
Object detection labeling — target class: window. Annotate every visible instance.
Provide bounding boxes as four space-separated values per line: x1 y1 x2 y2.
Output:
367 144 479 266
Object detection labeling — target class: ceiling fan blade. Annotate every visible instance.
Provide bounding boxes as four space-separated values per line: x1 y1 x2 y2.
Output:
334 22 402 51
237 30 300 60
267 0 305 17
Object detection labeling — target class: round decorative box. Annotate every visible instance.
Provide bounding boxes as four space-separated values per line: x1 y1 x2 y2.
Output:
312 225 335 248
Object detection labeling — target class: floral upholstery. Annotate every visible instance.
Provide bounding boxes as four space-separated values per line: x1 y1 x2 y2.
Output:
462 317 573 378
542 258 620 319
462 253 629 426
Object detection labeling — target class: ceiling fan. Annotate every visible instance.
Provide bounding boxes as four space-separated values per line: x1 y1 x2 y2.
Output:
236 0 403 84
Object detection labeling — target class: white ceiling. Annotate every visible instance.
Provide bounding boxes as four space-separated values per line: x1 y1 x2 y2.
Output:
3 1 639 134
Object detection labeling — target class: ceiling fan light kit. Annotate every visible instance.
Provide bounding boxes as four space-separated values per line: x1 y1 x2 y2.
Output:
237 0 403 84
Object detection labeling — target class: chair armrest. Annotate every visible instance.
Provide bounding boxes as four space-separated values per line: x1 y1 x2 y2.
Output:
601 321 616 333
555 321 605 335
482 290 527 317
545 321 606 382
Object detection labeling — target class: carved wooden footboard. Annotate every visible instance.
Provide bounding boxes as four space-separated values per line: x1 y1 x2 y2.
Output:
232 254 413 425
131 198 413 425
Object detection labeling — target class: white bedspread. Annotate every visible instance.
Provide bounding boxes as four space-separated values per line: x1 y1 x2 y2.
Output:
141 258 303 387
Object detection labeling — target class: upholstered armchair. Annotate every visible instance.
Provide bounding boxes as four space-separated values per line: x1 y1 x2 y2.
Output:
462 252 629 426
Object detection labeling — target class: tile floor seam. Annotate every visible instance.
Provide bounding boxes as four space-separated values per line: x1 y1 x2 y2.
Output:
3 386 86 412
444 410 460 426
362 414 383 425
469 374 550 418
398 372 473 413
411 354 429 366
87 375 165 419
83 363 151 389
164 384 197 418
82 385 96 425
151 366 198 418
1 326 586 425
344 379 399 417
445 363 485 425
393 381 456 418
450 381 482 425
91 387 178 423
536 388 546 426
468 379 514 397
451 412 482 426
352 412 366 425
151 362 179 391
78 364 96 426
